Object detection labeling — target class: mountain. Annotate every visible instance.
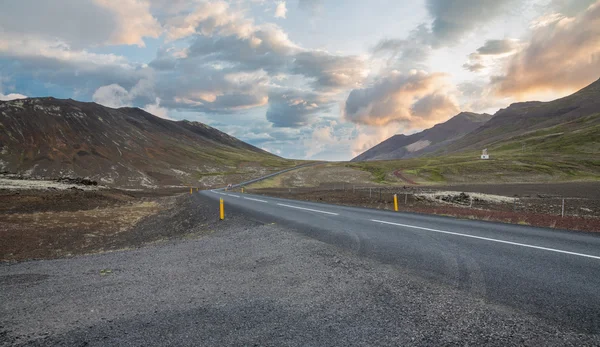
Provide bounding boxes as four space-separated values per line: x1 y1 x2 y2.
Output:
352 112 493 162
441 78 600 156
0 97 293 188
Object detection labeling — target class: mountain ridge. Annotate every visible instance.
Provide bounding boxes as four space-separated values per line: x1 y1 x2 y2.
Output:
0 97 292 188
352 112 493 162
353 77 600 162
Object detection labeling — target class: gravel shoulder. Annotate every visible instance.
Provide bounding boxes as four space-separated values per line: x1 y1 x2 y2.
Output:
2 194 600 346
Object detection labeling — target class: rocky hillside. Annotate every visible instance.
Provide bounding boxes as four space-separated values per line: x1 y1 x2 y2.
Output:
352 112 493 161
0 97 294 188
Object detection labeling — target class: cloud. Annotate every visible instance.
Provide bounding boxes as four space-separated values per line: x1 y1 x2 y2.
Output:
184 24 299 73
292 51 368 91
92 84 131 108
458 81 511 113
266 89 330 127
94 0 162 47
0 35 153 100
92 79 155 108
425 0 516 45
463 39 520 72
0 0 160 48
474 39 520 55
158 66 271 112
351 125 401 158
371 25 432 71
143 98 172 120
0 93 28 101
275 2 287 18
548 0 597 15
463 62 486 72
493 1 600 98
164 1 255 41
343 70 459 128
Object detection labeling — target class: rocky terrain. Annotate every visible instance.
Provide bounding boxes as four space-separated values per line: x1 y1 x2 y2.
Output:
0 185 210 262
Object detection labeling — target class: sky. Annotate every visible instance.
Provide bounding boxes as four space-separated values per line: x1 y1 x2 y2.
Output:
1 0 599 160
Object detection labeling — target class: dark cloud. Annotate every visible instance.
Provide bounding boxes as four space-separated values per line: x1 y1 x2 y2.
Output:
426 0 515 45
156 65 270 113
266 90 330 128
372 25 432 70
463 39 519 72
344 71 459 127
185 30 294 73
475 39 520 55
463 62 486 72
292 51 366 90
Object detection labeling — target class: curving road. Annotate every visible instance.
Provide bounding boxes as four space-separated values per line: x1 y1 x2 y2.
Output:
202 189 600 333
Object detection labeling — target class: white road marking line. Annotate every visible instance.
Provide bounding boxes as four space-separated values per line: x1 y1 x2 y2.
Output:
244 197 268 203
371 219 600 261
277 203 339 216
227 194 240 198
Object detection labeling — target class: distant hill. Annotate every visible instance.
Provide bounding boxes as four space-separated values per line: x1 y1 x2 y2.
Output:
352 112 493 162
0 97 293 188
440 78 600 156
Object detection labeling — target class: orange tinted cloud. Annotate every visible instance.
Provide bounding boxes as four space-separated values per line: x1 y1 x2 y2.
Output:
343 70 459 128
493 1 600 98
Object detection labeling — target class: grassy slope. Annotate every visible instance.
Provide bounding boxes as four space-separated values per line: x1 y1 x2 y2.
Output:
345 113 600 185
249 114 600 188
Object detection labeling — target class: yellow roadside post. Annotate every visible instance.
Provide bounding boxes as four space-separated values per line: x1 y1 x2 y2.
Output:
190 187 192 195
394 194 399 212
196 187 199 192
220 198 225 220
241 187 244 194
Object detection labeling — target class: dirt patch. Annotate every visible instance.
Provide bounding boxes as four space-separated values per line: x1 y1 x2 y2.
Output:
0 188 212 262
393 169 417 185
247 187 600 233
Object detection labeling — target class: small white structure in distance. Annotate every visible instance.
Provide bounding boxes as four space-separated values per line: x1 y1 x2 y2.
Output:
481 148 490 160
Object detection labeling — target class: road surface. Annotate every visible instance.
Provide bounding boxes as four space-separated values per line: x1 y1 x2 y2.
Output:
204 189 600 333
3 176 600 345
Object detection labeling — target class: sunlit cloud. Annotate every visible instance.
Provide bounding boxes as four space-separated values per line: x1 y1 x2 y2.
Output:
492 1 600 99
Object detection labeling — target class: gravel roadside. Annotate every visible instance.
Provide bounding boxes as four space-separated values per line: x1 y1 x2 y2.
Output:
1 194 599 346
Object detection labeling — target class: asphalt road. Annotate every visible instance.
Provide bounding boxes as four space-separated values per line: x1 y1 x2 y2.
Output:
204 189 600 334
3 183 600 345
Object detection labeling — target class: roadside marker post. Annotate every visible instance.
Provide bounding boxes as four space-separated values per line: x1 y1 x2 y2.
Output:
220 198 225 220
190 187 192 195
394 194 399 212
562 198 565 218
242 187 244 194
